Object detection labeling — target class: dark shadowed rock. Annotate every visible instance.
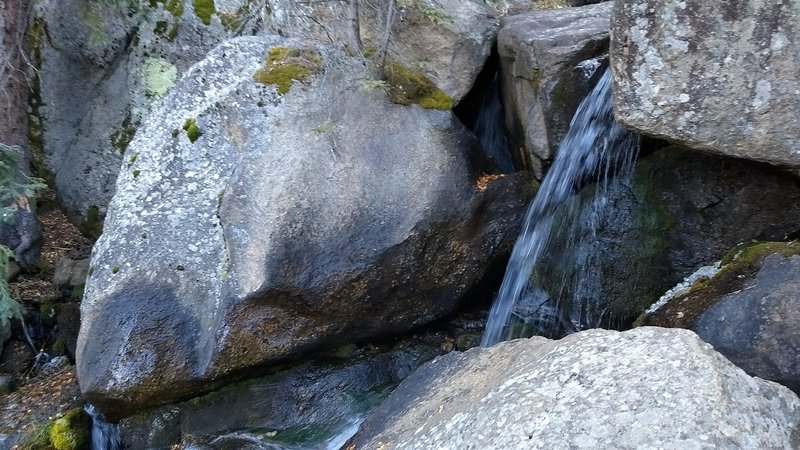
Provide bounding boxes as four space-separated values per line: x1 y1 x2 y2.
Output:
120 338 444 449
351 328 800 448
536 146 800 330
77 36 535 419
498 2 612 176
611 0 800 167
644 242 800 394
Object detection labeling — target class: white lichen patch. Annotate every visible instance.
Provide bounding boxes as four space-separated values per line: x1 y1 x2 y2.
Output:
645 261 722 315
753 80 771 109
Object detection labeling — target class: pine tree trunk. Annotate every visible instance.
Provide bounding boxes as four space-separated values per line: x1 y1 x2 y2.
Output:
0 0 32 150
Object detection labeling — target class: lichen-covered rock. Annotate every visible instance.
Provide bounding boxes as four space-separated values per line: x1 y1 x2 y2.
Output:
643 242 800 394
76 36 534 420
534 146 800 333
350 327 800 449
610 1 800 168
31 0 264 226
268 0 498 104
498 2 612 176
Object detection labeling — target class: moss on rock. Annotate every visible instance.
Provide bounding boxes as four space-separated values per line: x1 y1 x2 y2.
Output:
253 47 324 95
183 118 201 143
84 205 104 239
645 241 800 328
383 61 453 110
49 408 91 450
193 0 216 25
110 113 136 153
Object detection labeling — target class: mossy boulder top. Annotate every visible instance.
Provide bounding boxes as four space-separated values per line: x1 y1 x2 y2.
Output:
76 36 534 419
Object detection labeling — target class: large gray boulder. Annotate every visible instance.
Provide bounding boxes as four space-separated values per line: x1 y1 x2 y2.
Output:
498 2 612 176
610 0 800 168
644 242 800 394
31 0 263 226
351 327 800 449
76 36 534 419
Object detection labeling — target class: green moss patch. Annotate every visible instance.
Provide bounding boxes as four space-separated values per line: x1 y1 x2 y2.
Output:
110 113 136 153
193 0 216 25
183 118 201 143
150 0 184 17
84 205 104 239
383 61 453 110
49 408 91 450
253 47 324 95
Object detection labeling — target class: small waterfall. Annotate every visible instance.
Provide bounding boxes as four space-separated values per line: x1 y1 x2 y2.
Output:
85 404 122 450
482 67 640 346
470 71 516 173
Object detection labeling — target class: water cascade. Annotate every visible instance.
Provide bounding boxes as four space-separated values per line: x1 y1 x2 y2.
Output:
482 67 640 346
472 72 516 173
85 404 122 450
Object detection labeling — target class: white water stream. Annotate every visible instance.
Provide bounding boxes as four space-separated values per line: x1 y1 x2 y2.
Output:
482 68 640 346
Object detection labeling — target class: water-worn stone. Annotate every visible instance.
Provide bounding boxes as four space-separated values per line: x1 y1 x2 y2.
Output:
644 242 800 394
121 339 443 449
535 146 800 332
32 0 263 225
611 0 800 168
351 327 800 449
498 2 612 176
76 36 534 419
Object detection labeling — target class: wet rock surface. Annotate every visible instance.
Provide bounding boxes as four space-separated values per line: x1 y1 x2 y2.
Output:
539 146 800 329
121 335 445 449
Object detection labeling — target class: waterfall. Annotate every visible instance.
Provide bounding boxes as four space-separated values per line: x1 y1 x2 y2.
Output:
85 404 122 450
472 71 516 173
482 67 640 346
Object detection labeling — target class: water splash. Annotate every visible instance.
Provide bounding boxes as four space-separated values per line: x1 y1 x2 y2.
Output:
85 404 122 450
482 68 640 346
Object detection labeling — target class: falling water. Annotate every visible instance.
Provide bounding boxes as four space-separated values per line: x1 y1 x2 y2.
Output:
472 72 516 173
85 404 122 450
482 67 640 346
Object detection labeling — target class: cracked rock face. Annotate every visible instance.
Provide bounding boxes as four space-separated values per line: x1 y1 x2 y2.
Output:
498 1 612 177
76 36 534 420
610 0 800 168
351 327 800 449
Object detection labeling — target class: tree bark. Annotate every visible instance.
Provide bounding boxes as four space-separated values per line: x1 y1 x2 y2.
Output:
375 0 395 80
0 0 32 150
0 0 42 270
345 0 362 55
